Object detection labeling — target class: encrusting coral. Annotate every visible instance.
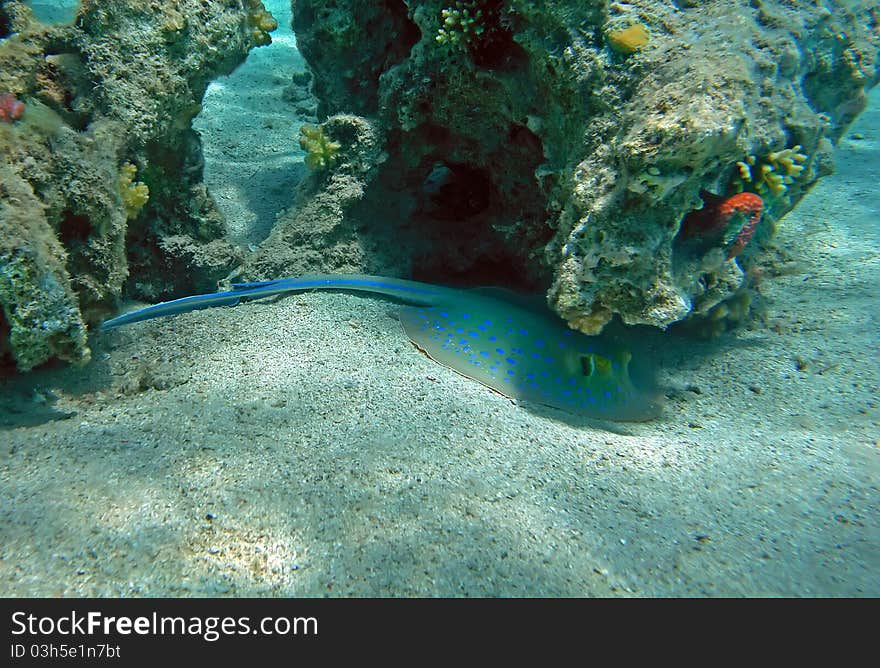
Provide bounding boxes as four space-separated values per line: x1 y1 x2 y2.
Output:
607 23 650 55
299 123 342 170
117 162 150 220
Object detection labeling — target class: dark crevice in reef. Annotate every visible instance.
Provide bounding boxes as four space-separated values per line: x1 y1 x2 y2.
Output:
0 310 14 373
466 0 528 71
0 3 10 39
366 117 552 292
294 0 421 117
59 211 92 245
415 161 494 220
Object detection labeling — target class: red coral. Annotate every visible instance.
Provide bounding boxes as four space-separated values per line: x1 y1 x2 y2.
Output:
0 93 25 122
718 192 763 258
679 190 764 259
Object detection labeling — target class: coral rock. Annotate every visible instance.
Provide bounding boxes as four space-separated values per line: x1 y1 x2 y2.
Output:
0 92 25 122
607 24 650 55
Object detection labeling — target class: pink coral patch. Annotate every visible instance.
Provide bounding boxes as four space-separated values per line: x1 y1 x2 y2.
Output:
0 93 25 122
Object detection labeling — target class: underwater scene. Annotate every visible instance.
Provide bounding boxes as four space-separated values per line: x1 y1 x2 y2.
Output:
0 0 877 597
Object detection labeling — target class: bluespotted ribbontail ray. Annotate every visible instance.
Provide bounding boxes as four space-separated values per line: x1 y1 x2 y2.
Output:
102 275 662 421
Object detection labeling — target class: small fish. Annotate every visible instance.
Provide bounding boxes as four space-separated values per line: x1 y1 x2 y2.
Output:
102 274 662 421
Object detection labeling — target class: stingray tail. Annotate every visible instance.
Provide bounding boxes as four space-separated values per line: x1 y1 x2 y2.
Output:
101 275 448 330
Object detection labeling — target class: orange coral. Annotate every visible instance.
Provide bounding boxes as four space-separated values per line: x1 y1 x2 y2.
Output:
607 24 649 54
679 191 764 259
719 192 763 258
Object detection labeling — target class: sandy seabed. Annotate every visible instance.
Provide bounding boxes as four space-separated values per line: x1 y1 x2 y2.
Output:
0 21 877 594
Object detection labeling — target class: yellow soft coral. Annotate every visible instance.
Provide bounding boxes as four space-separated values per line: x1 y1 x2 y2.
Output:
118 162 149 219
247 0 277 47
734 146 808 198
299 124 341 170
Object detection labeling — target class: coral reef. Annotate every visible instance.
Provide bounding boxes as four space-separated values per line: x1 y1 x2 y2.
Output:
240 114 389 279
299 123 342 170
607 23 650 55
117 162 149 220
0 91 24 121
4 0 879 372
287 0 879 334
0 0 261 371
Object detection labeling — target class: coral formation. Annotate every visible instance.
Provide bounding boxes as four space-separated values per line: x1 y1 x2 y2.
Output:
117 162 150 220
287 0 879 336
0 92 24 122
246 0 278 47
241 114 387 279
678 191 764 260
299 123 342 170
435 2 484 50
0 163 89 371
0 0 262 371
607 23 650 55
733 146 809 199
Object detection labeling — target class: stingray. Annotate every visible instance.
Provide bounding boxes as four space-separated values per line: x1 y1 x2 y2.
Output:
102 274 662 421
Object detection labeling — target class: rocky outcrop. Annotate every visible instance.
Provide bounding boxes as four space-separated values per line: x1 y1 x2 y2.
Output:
288 0 879 331
0 0 269 370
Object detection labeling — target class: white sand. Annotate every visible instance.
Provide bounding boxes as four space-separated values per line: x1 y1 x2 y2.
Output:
193 0 309 248
0 30 876 595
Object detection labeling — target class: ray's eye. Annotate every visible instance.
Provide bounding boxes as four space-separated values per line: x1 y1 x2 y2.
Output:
581 354 611 376
580 355 595 377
